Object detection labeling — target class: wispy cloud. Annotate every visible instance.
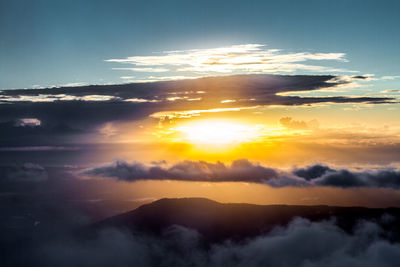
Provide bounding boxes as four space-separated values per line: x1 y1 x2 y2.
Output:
124 98 160 103
150 107 258 119
113 67 170 72
0 94 119 103
15 118 41 127
381 89 400 94
60 82 88 87
130 75 200 83
106 44 354 79
381 75 400 80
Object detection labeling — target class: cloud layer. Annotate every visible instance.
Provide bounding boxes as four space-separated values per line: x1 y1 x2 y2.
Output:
26 218 400 267
82 160 400 189
0 75 393 147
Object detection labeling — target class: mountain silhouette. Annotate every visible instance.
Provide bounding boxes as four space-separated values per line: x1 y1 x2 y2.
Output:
93 198 400 242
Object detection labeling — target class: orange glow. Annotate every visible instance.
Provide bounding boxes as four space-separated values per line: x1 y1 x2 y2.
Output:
175 120 261 145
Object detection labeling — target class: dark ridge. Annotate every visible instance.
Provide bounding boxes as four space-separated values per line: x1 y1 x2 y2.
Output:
92 198 400 243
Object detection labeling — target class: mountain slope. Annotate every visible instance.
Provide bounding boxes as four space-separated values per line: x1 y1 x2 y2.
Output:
94 198 400 242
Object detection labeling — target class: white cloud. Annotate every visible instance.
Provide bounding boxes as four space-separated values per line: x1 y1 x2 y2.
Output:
61 82 87 87
0 94 118 103
113 67 170 72
124 98 160 103
15 118 41 127
150 106 258 119
106 44 353 77
381 75 400 80
128 75 200 83
221 99 236 103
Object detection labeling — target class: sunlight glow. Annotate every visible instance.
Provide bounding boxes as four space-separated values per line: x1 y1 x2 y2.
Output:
175 120 260 145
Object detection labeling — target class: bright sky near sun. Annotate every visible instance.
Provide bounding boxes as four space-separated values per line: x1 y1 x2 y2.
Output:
0 0 399 168
0 0 400 211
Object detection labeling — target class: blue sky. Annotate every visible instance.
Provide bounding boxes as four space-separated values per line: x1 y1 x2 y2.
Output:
0 0 399 89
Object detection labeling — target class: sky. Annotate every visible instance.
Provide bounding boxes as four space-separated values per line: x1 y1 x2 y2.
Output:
2 1 400 266
1 0 400 213
1 0 400 89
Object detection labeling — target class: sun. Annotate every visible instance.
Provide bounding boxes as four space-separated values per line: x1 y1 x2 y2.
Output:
175 120 260 145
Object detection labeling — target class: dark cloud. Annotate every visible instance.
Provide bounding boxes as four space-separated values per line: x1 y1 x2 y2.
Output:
0 163 48 182
352 75 369 80
314 169 400 189
83 160 400 189
208 219 400 267
294 164 334 180
81 159 284 184
0 75 394 147
12 218 400 267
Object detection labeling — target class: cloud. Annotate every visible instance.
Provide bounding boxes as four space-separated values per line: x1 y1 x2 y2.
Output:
15 118 41 127
81 159 288 184
293 164 333 180
150 106 257 119
221 99 236 103
82 160 400 189
352 75 369 80
106 44 353 77
124 75 201 83
120 76 135 80
0 146 81 151
1 75 392 106
313 169 400 188
208 219 400 267
0 94 119 103
113 67 170 72
279 117 319 130
295 165 400 189
381 76 400 80
24 218 400 267
124 98 160 103
60 82 87 87
348 74 399 83
0 163 48 182
381 89 400 93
